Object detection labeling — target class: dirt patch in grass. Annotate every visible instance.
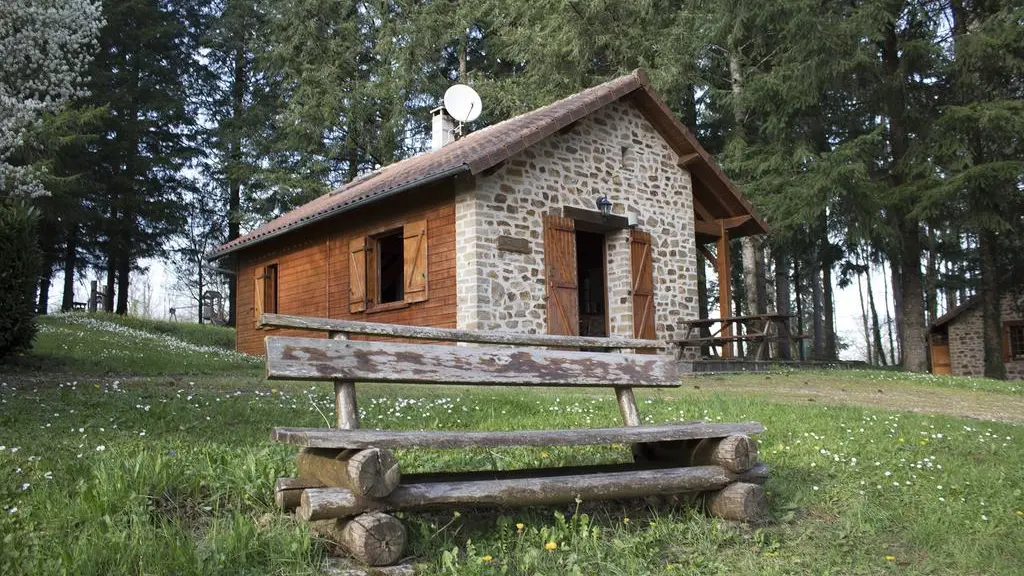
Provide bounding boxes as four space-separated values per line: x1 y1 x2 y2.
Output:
685 373 1024 424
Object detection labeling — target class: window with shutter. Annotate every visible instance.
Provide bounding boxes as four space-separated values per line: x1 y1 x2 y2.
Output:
264 264 278 314
630 229 656 342
1007 322 1024 361
544 215 579 336
349 237 367 313
404 220 428 303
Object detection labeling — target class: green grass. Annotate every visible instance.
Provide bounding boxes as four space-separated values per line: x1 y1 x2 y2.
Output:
726 368 1023 395
1 317 1022 574
6 313 261 376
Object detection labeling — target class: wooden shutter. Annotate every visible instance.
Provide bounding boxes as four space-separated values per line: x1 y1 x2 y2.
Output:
404 219 428 303
543 215 579 336
631 229 656 341
253 266 265 325
349 237 367 313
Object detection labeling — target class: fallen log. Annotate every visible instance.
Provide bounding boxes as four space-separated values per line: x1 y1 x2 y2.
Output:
299 465 753 521
296 447 401 498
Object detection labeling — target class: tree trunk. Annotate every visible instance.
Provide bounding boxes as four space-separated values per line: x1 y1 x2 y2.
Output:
794 261 805 361
197 254 204 324
116 250 130 315
104 255 116 312
732 244 745 357
697 248 710 357
822 261 836 360
811 264 824 360
925 225 938 325
866 263 887 366
37 272 51 315
774 250 792 360
899 225 928 372
979 229 1006 379
458 28 467 82
856 261 871 365
226 39 247 329
61 228 78 312
886 261 900 366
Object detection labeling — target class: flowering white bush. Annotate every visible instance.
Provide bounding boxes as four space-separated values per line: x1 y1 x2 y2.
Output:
0 0 102 196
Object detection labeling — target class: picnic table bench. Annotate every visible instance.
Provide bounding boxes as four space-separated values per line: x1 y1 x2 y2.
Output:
678 314 808 360
261 313 769 566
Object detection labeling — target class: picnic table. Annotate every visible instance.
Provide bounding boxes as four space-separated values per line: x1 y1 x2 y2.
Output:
677 314 807 360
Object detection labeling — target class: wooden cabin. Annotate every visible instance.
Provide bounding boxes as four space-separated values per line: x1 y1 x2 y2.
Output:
929 295 1024 379
208 70 767 356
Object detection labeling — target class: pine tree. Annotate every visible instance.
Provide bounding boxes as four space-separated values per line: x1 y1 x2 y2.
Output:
74 0 203 314
921 1 1024 379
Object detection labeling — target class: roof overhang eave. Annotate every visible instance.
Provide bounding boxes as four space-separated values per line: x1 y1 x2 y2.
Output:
205 164 471 262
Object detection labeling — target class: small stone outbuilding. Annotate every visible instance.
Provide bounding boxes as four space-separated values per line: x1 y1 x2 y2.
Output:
929 294 1024 379
208 70 767 355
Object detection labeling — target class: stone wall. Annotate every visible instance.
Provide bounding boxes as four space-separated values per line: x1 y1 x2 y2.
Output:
455 100 698 339
948 296 1024 380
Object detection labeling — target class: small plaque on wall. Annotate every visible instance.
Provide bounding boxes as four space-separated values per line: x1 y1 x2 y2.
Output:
497 235 531 254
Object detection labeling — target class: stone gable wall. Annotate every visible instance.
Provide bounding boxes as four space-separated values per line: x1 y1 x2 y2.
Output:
455 100 698 338
947 296 1024 379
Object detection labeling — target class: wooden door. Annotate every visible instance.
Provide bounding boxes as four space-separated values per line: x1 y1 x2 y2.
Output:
931 342 951 375
544 215 579 336
631 229 656 341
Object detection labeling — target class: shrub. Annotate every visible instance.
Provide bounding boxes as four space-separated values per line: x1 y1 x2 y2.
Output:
0 200 42 359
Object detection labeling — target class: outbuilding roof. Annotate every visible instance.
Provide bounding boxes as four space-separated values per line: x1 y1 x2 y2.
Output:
210 69 766 259
931 298 980 332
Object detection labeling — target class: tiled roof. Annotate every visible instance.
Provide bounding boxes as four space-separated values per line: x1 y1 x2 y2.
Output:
210 69 764 258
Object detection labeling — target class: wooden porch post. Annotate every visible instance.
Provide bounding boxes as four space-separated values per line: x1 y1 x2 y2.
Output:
717 221 733 358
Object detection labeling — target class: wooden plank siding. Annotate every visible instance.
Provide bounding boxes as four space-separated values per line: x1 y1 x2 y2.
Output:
235 183 457 356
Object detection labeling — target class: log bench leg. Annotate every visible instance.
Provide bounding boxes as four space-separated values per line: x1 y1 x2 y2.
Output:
296 447 401 498
636 434 758 474
705 482 768 523
275 477 323 513
313 512 407 567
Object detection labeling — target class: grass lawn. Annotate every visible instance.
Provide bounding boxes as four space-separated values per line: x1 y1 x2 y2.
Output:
1 314 1021 574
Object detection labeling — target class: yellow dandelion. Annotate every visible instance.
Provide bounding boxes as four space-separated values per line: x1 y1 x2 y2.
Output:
885 555 896 562
516 522 525 531
623 517 630 524
544 541 557 551
482 555 493 562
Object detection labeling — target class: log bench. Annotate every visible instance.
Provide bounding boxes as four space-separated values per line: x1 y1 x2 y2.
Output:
261 313 769 567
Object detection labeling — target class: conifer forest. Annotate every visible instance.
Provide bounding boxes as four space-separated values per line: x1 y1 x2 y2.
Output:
2 0 1022 377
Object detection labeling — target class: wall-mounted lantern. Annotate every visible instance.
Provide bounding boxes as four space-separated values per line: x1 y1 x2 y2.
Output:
596 195 613 217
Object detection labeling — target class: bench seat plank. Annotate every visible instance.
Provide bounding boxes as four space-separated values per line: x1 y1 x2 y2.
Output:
272 422 765 449
266 337 679 387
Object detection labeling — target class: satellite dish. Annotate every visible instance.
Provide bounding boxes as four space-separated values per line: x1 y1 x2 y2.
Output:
443 84 483 123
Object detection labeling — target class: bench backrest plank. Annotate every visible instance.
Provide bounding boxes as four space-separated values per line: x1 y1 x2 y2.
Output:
266 337 679 388
260 313 665 350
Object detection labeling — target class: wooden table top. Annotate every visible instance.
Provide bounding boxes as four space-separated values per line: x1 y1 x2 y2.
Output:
682 314 794 327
